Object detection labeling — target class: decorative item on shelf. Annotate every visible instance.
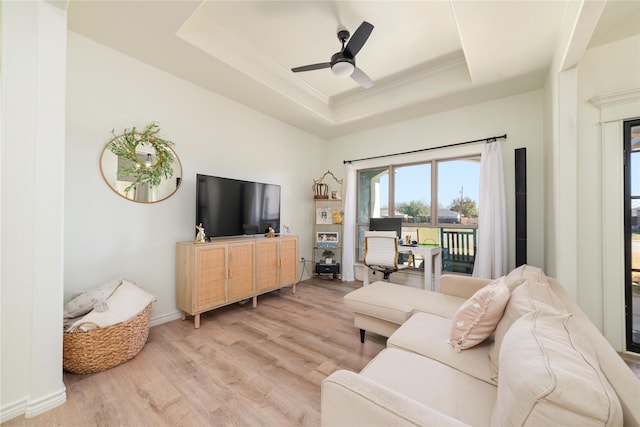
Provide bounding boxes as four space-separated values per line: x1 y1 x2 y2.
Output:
266 226 276 238
195 223 206 243
314 182 329 199
313 170 343 200
316 207 333 224
322 249 335 264
316 231 339 248
332 208 343 224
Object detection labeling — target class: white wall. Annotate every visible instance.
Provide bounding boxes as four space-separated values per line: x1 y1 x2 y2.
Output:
326 90 545 285
543 32 639 347
1 1 67 421
575 34 640 347
64 32 326 324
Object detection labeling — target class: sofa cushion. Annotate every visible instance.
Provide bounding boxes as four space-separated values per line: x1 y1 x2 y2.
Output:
489 279 566 379
505 264 548 291
492 308 623 427
321 370 469 427
547 278 640 426
344 281 466 325
388 312 495 385
449 277 510 352
361 348 496 426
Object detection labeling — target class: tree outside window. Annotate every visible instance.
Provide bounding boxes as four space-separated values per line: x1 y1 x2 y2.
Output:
356 155 480 263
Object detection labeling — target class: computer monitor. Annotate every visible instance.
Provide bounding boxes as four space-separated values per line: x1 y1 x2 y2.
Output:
369 217 403 239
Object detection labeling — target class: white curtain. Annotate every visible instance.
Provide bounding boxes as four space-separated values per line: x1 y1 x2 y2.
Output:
342 163 357 281
472 141 508 279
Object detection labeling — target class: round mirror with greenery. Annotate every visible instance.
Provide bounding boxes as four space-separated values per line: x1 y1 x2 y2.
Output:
100 122 182 203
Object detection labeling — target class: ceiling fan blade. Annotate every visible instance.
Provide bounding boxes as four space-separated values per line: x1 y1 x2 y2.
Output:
291 62 331 73
344 21 374 58
351 67 373 89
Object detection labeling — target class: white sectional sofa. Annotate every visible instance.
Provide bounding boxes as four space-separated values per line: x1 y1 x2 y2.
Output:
321 266 640 427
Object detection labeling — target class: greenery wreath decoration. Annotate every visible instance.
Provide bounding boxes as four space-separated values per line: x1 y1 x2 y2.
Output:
108 122 175 193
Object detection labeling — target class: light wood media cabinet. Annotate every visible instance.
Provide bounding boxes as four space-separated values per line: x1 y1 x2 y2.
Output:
176 235 299 328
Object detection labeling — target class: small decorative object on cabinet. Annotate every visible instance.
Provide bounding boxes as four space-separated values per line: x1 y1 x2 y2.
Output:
313 171 343 279
195 223 206 243
266 226 275 237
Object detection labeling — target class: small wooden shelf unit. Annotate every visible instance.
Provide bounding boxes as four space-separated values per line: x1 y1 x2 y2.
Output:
313 171 343 279
175 235 299 328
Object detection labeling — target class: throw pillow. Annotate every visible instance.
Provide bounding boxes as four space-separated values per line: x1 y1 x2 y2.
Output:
491 308 623 427
448 277 510 352
63 278 123 319
489 279 567 380
505 264 548 292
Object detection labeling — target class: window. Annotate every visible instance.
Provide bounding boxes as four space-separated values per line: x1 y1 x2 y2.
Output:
437 158 480 225
624 119 640 353
356 155 481 264
395 163 431 223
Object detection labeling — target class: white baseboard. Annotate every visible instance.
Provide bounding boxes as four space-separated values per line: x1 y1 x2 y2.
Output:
1 387 66 423
1 311 181 423
149 311 182 327
1 398 28 423
25 388 67 418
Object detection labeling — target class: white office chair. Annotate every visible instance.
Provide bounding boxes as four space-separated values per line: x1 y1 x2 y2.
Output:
363 231 408 285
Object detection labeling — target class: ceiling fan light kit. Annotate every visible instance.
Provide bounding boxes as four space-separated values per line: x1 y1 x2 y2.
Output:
291 21 374 88
331 60 355 78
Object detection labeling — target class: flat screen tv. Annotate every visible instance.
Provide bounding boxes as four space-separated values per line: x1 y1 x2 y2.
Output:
196 174 281 239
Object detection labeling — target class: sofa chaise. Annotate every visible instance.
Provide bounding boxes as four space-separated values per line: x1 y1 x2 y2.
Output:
321 265 640 427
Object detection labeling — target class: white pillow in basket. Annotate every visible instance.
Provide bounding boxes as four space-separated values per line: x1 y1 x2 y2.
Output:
63 278 123 319
68 280 156 332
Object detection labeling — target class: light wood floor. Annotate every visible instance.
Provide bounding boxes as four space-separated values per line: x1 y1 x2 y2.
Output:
622 352 640 379
5 279 639 426
4 279 385 427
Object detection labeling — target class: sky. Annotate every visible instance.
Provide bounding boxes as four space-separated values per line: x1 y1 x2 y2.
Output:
379 159 481 210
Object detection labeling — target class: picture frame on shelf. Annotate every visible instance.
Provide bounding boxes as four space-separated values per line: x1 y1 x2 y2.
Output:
316 207 333 224
316 231 339 248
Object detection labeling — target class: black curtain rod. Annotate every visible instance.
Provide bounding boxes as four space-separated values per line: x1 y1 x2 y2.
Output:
343 133 507 164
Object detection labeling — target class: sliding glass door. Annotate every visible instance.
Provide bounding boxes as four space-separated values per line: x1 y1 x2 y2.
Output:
624 119 640 353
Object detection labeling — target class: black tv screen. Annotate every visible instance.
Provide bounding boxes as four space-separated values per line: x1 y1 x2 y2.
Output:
196 174 281 239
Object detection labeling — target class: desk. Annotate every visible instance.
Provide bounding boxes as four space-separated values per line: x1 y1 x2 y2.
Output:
398 245 442 291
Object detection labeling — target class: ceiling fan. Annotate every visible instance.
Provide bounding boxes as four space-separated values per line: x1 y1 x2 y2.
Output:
291 21 374 89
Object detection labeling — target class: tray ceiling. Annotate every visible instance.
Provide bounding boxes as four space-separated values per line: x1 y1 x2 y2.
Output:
67 1 640 138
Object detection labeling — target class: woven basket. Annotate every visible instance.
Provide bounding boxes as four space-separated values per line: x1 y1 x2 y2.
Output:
63 303 152 374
